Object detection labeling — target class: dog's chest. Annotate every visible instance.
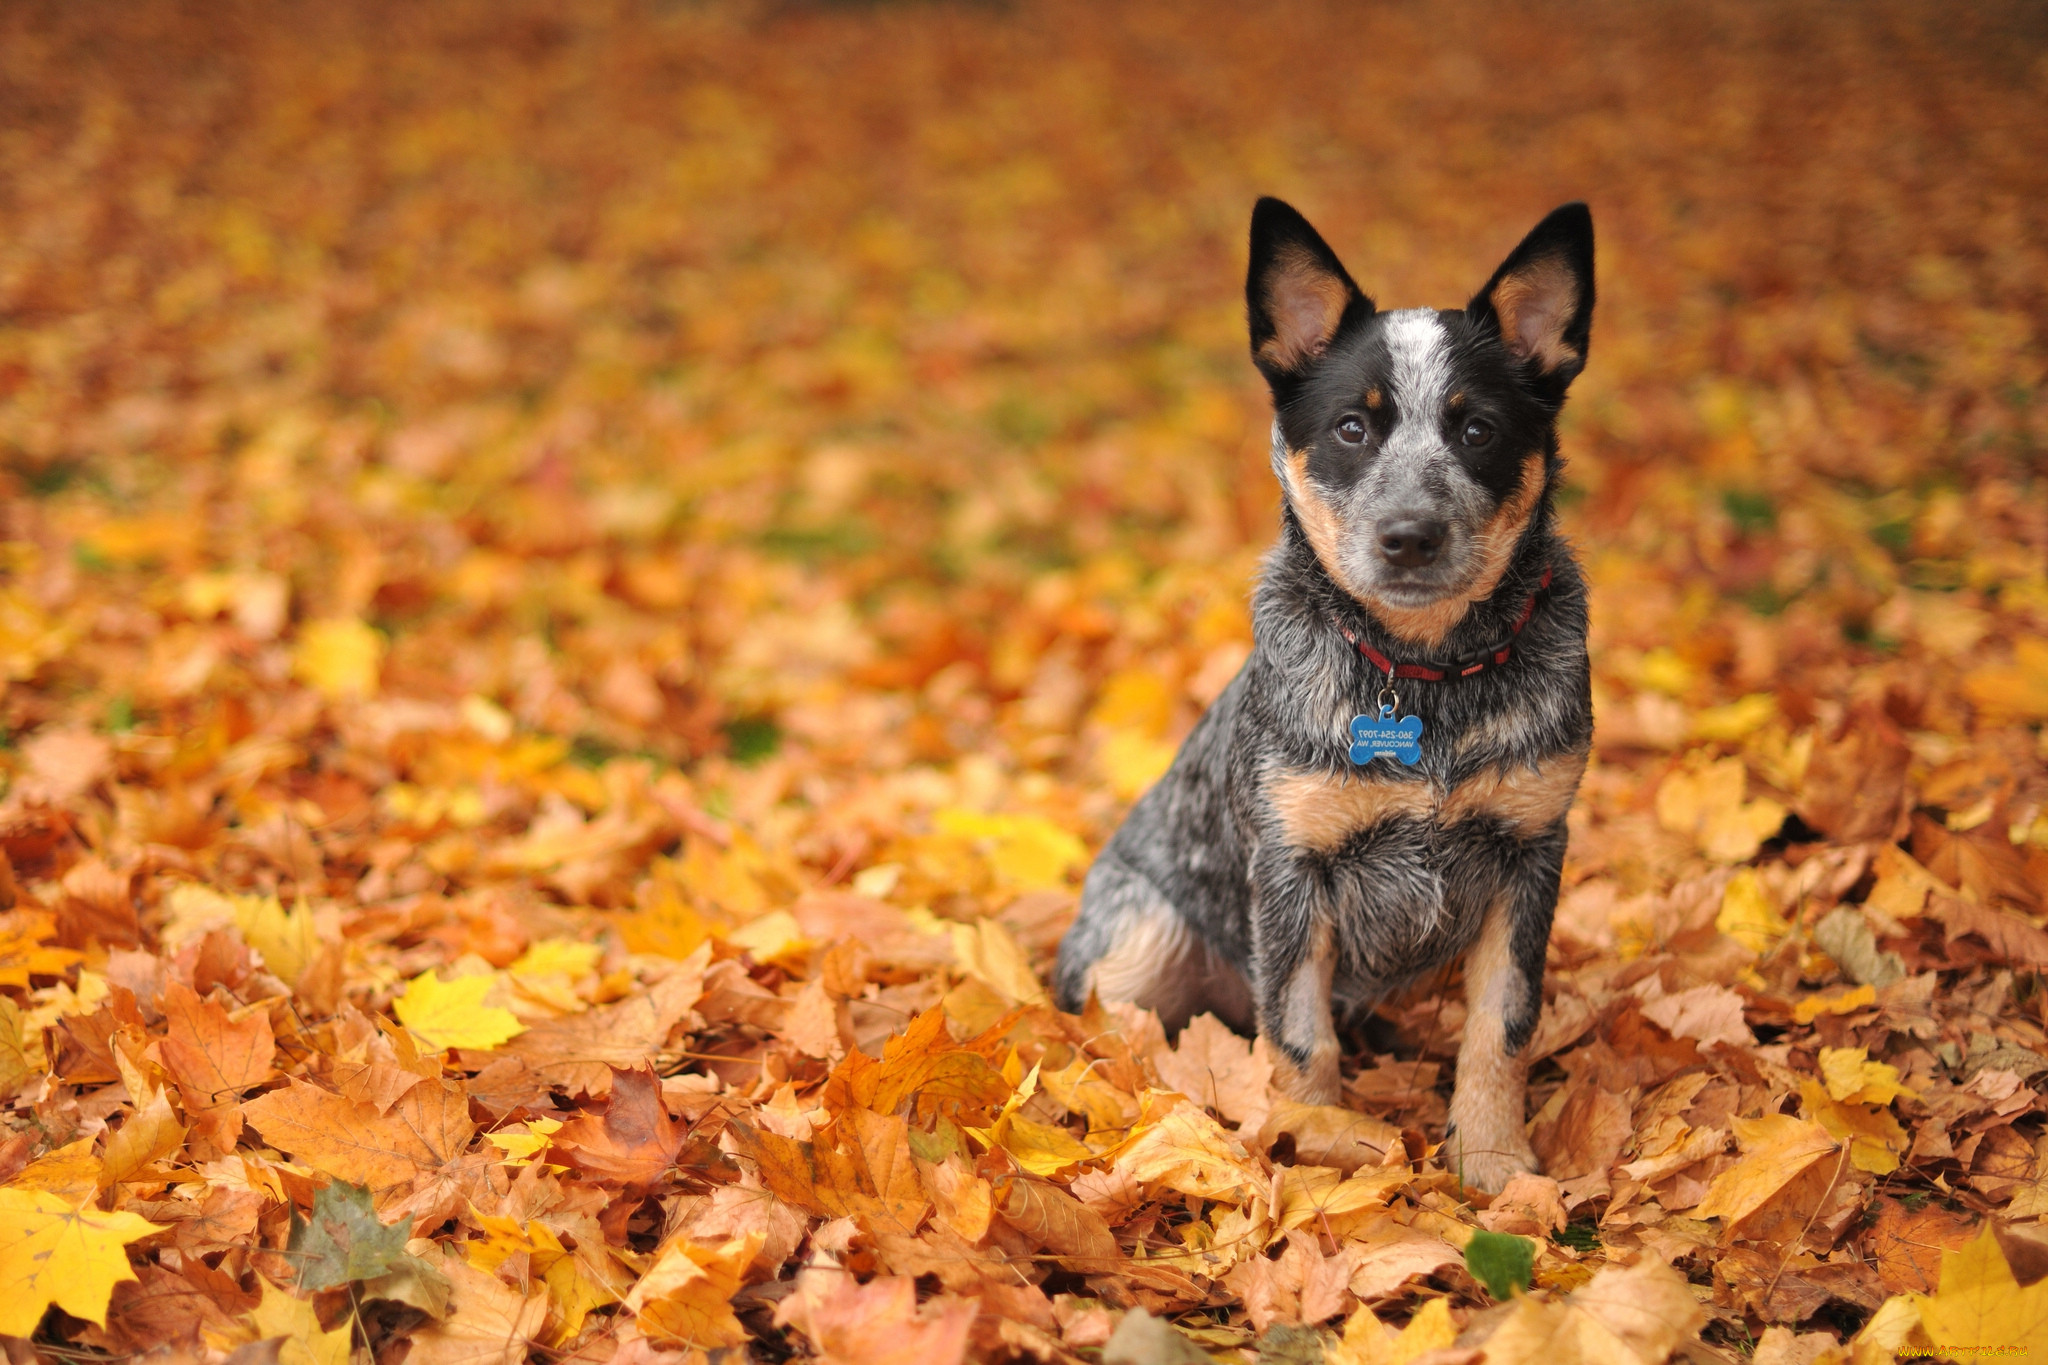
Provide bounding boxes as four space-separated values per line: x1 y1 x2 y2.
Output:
1264 744 1584 855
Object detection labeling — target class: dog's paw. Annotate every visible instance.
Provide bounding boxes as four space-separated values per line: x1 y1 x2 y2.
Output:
1448 1136 1542 1195
1268 1041 1342 1107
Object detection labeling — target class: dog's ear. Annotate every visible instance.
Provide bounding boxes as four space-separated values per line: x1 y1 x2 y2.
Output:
1247 198 1372 384
1468 203 1594 388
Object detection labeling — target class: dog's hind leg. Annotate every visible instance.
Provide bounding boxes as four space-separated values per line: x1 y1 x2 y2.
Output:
1445 831 1563 1191
1054 851 1251 1033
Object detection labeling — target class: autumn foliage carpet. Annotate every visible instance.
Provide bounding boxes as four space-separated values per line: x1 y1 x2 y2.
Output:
0 1 2045 1362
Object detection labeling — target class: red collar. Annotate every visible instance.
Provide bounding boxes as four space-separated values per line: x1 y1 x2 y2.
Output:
1341 565 1553 682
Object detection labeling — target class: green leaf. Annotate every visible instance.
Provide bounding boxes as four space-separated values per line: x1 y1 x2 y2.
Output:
289 1181 426 1292
1464 1229 1535 1300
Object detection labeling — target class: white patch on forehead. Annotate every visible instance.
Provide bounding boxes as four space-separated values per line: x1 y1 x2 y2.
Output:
1381 309 1453 416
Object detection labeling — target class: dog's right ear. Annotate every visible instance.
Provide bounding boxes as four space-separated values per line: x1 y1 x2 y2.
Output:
1247 198 1372 386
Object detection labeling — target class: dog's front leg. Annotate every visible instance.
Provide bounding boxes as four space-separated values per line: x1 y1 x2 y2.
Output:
1249 848 1340 1105
1445 833 1563 1191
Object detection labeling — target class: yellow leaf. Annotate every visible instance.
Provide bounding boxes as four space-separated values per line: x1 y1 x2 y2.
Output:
1911 1225 2048 1359
0 910 84 989
1693 1114 1838 1227
162 884 322 985
624 1233 761 1349
1818 1046 1911 1105
246 1277 353 1365
99 1089 187 1188
394 970 526 1052
1961 637 2048 722
1792 983 1876 1024
484 1117 562 1167
12 1137 105 1202
1112 1098 1263 1203
985 1110 1098 1177
724 909 809 968
1799 1079 1907 1175
0 1187 163 1336
932 808 1087 890
949 916 1050 1006
1099 728 1178 801
1689 692 1777 742
1716 870 1789 957
466 1214 567 1275
0 998 32 1099
1275 1164 1409 1232
1656 757 1786 863
293 617 385 699
1331 1296 1459 1365
542 1247 624 1345
508 938 603 980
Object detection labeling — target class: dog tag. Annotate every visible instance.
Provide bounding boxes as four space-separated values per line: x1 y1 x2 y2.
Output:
1349 705 1423 766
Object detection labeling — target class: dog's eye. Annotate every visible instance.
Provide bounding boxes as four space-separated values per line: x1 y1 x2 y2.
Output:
1460 418 1495 448
1335 416 1367 445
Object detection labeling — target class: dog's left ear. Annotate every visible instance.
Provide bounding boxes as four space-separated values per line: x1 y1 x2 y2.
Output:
1468 203 1594 389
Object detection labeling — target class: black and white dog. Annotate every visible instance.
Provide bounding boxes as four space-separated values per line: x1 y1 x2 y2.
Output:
1055 199 1596 1191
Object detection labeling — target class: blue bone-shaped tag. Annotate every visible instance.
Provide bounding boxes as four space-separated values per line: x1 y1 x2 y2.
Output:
1349 708 1424 765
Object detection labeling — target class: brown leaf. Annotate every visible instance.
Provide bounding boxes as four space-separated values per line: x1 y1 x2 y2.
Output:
160 982 275 1125
550 1065 684 1188
1866 1195 1978 1295
242 1076 474 1199
481 960 703 1097
776 1272 974 1365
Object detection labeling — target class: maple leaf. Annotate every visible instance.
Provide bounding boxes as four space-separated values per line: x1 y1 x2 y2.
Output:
243 1077 475 1200
160 980 274 1143
288 1180 442 1293
403 1252 547 1365
624 1232 761 1349
1112 1097 1264 1203
394 970 525 1052
1656 758 1788 864
0 1187 163 1336
244 1277 353 1365
776 1272 976 1365
480 962 702 1095
1153 1012 1275 1125
548 1064 683 1187
1693 1113 1839 1229
818 1005 1012 1122
1912 1225 2048 1359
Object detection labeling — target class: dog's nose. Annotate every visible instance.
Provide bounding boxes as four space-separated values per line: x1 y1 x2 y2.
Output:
1378 518 1447 567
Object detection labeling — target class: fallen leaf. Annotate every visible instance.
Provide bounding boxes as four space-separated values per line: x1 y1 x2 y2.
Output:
394 970 526 1052
0 1188 163 1336
1693 1114 1839 1228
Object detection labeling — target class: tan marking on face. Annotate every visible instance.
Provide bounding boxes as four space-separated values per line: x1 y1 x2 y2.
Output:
1491 256 1583 374
1281 449 1364 597
1360 450 1546 648
1447 903 1539 1191
1268 768 1433 852
1087 908 1252 1034
1441 748 1587 835
1364 388 1384 410
1256 246 1353 372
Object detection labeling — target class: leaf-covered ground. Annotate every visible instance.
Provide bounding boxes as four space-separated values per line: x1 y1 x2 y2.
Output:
0 1 2045 1361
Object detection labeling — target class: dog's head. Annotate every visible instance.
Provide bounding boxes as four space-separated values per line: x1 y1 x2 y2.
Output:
1246 199 1593 646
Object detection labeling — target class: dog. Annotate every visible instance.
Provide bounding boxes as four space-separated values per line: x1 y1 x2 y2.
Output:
1054 198 1595 1192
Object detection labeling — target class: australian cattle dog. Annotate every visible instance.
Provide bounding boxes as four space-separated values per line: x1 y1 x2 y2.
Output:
1055 199 1596 1192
